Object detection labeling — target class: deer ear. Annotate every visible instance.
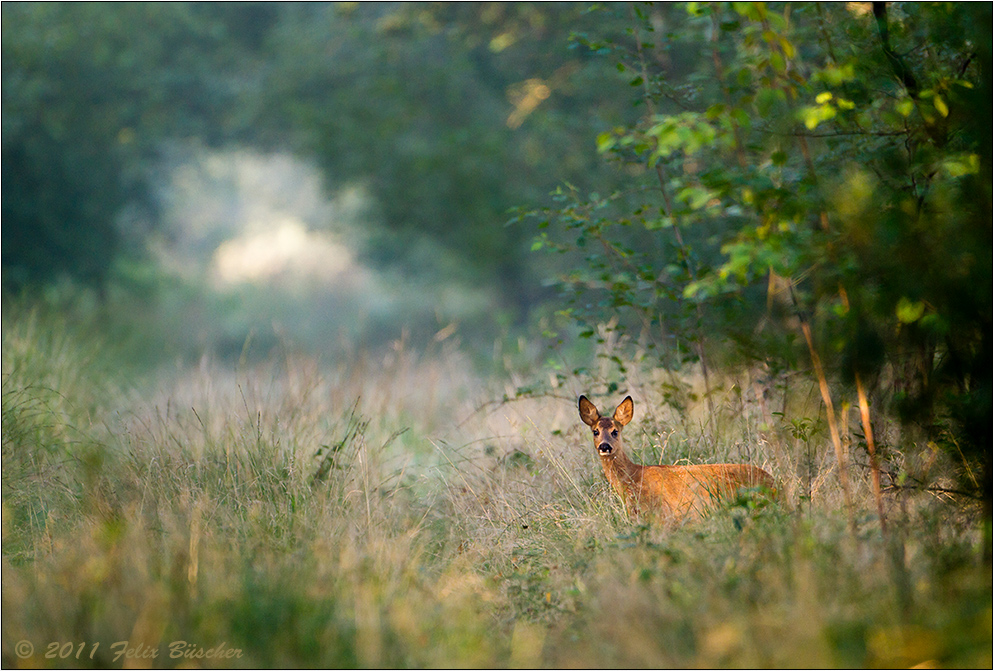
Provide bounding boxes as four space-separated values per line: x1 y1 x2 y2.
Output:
613 396 634 426
578 395 600 427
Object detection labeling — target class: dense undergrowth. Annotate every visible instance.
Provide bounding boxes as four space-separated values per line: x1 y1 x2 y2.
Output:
2 306 990 668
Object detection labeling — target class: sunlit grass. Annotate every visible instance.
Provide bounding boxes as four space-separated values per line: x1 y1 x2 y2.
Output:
2 307 990 668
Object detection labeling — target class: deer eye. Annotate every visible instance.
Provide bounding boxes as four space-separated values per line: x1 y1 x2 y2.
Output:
611 429 618 438
592 429 599 437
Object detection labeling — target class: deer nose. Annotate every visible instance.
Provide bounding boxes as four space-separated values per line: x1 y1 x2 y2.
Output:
597 442 613 454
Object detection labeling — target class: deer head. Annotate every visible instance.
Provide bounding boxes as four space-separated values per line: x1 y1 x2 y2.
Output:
578 395 634 459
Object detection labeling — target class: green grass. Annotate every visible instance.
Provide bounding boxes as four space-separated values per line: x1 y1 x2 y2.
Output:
2 307 990 668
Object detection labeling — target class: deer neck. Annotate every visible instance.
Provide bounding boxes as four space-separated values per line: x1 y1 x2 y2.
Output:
599 448 645 499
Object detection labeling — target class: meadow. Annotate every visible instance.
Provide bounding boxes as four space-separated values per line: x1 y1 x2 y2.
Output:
2 306 990 669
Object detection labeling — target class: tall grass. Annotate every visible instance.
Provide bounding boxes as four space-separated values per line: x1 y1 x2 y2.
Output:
2 307 990 668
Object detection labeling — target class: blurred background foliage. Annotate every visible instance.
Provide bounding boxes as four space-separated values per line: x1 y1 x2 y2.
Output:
2 2 634 305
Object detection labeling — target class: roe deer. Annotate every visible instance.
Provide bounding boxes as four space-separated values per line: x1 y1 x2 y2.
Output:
578 395 775 524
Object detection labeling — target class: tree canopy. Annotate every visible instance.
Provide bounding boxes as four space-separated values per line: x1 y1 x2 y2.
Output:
527 2 991 508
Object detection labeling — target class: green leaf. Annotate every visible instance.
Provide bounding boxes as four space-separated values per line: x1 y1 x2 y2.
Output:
644 216 673 231
933 94 949 117
941 153 980 177
596 131 616 153
814 63 855 86
779 36 796 59
678 186 716 210
800 104 836 129
706 103 726 119
770 51 785 73
920 313 950 337
896 297 926 324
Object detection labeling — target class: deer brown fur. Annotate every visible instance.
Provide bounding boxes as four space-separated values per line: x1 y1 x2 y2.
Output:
579 395 775 524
